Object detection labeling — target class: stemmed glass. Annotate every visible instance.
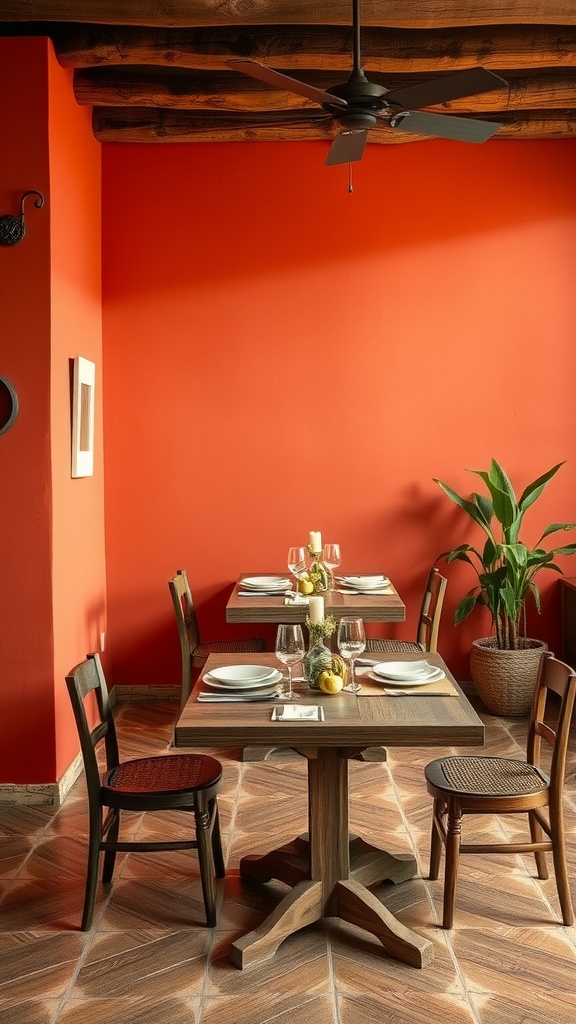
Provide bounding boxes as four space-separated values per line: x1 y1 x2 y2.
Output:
337 617 366 693
323 543 341 590
275 623 305 701
287 546 307 590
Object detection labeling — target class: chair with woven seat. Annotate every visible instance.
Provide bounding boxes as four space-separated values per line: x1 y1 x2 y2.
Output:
366 566 447 655
425 651 576 929
66 652 225 931
169 568 266 710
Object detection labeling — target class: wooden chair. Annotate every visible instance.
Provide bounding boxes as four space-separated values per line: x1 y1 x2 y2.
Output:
425 651 576 928
66 653 225 931
366 566 447 654
169 568 266 710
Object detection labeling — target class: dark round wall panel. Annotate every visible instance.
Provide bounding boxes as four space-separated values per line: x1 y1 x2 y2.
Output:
0 377 19 435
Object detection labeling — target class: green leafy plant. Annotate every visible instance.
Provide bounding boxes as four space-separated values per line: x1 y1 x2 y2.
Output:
434 459 576 650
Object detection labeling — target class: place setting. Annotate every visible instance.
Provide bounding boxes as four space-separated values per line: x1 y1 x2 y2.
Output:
197 663 284 702
237 575 294 597
335 574 392 595
356 659 457 696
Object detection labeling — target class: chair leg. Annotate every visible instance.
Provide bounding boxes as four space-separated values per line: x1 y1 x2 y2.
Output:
102 809 120 884
528 809 549 880
81 812 103 931
549 811 574 926
210 801 226 879
195 801 218 927
429 799 444 880
442 799 462 929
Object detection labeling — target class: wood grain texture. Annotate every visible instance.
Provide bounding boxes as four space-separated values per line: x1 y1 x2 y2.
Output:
226 574 406 624
1 4 575 142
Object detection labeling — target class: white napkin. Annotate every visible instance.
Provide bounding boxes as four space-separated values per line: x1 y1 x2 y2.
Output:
272 704 324 721
284 594 309 605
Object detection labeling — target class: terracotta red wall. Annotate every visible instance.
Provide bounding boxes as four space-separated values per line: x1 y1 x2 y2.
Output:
0 39 104 786
102 138 576 686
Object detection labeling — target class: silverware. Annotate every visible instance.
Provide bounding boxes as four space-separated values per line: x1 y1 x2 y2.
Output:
197 691 281 702
238 590 294 597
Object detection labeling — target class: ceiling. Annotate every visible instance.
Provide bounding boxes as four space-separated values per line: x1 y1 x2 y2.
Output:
1 1 576 147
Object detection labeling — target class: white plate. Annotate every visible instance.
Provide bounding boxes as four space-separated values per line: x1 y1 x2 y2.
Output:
203 672 283 694
372 661 443 682
339 575 390 589
370 668 445 687
208 664 277 684
241 576 291 590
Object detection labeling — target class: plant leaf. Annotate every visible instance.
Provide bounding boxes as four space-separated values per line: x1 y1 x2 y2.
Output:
537 522 576 543
454 594 477 625
518 462 565 512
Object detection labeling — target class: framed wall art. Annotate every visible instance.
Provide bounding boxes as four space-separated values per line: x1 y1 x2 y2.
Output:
71 356 95 478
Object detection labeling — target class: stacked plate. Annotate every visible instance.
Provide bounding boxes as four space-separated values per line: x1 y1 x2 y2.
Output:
240 575 291 593
371 660 444 686
202 663 283 697
337 574 390 591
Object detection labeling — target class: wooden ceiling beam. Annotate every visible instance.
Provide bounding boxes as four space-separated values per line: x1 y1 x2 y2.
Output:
52 24 576 74
74 67 576 115
2 1 576 29
92 106 576 143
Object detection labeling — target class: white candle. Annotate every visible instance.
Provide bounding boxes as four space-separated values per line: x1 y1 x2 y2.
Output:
308 595 324 624
309 531 322 553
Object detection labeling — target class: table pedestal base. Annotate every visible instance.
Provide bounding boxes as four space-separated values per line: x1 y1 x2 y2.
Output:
230 744 434 973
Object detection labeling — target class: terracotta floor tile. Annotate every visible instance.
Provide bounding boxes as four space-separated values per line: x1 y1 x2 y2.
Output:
2 695 575 1023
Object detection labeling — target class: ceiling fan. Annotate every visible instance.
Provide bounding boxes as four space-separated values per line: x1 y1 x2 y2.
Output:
229 0 508 166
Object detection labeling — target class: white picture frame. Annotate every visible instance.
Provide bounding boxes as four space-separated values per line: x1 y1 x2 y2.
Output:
71 356 95 478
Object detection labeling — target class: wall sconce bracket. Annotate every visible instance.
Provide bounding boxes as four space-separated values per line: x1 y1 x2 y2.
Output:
0 191 44 246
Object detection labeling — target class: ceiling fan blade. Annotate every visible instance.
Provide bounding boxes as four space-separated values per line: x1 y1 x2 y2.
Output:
384 68 508 111
389 110 501 143
324 130 367 167
228 59 348 109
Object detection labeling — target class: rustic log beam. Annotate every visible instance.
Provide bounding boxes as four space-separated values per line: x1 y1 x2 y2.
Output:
92 106 576 143
74 67 576 115
1 1 575 29
52 24 576 74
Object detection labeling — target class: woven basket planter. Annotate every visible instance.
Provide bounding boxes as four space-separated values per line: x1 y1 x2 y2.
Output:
470 637 548 717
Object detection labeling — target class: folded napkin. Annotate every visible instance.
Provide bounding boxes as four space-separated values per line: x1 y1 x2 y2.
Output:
271 704 324 721
284 594 310 605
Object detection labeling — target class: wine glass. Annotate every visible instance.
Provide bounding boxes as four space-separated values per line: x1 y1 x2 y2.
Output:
287 546 307 590
323 543 341 589
275 623 305 701
337 617 366 693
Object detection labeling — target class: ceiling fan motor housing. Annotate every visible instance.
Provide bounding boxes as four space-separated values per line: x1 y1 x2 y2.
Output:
323 70 391 129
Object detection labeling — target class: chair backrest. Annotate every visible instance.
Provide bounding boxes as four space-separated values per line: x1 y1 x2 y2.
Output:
416 567 448 652
66 653 119 798
527 651 576 802
168 569 199 709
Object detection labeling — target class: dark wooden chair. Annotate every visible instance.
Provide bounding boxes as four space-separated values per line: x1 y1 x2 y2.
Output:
65 652 225 931
425 651 576 928
169 568 266 711
366 566 447 654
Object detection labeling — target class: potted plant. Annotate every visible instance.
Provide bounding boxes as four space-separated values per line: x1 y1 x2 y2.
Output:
434 459 576 715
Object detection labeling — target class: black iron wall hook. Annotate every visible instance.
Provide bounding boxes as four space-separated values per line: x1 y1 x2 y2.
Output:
0 190 45 246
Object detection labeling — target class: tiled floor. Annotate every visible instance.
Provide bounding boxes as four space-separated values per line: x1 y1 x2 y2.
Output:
1 693 576 1023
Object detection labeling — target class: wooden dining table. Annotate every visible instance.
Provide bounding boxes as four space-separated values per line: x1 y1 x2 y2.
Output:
226 573 406 624
174 651 484 970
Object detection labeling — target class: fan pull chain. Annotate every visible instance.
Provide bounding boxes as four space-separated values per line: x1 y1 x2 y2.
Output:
348 164 353 193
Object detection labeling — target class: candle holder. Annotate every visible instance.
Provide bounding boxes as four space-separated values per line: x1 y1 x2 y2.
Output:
306 545 331 592
303 615 336 689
